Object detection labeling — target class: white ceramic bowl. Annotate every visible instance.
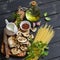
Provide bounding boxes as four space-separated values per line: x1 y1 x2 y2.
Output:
20 21 31 31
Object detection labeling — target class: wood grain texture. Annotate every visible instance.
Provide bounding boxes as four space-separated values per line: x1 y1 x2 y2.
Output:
0 0 60 15
43 42 60 60
0 0 60 60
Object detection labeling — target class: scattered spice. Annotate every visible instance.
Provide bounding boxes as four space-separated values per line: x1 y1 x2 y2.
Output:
22 23 29 29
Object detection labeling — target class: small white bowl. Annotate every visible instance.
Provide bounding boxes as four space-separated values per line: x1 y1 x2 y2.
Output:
20 21 31 31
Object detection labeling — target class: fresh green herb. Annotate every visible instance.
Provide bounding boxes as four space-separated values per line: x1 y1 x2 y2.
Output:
7 12 16 21
25 41 49 60
15 16 21 27
12 13 22 27
44 12 48 17
28 37 33 43
12 12 17 19
7 12 22 27
41 47 49 57
45 17 51 21
7 12 20 21
44 12 51 21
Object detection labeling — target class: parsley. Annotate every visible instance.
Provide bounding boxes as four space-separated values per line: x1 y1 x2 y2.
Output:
25 41 49 60
15 15 21 27
44 12 48 17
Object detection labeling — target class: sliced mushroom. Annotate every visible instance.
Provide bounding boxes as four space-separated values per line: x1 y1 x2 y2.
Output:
31 27 37 32
11 48 21 55
22 30 30 37
16 31 22 36
8 36 16 48
17 51 26 57
17 7 25 20
20 45 28 51
16 36 27 43
27 34 34 41
28 34 34 40
16 43 20 49
22 41 31 47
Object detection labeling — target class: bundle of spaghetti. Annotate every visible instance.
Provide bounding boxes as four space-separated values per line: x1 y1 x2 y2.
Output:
34 23 55 44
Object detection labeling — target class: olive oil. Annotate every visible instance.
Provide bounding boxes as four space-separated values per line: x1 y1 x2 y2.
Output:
26 1 40 22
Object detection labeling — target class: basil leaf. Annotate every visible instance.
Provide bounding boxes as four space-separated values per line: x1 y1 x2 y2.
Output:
45 17 51 21
44 12 48 17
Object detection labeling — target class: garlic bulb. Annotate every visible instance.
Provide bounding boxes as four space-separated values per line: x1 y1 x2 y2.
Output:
31 27 37 32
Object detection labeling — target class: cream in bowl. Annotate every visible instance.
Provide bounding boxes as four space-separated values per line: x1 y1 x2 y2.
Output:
5 19 18 35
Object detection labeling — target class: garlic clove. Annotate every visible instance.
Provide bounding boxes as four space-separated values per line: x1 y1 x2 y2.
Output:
31 27 37 32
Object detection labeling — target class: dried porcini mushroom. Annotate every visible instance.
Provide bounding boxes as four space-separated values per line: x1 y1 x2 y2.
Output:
8 36 16 48
16 31 22 36
17 51 26 57
16 36 27 43
20 45 28 51
11 48 21 55
22 30 30 37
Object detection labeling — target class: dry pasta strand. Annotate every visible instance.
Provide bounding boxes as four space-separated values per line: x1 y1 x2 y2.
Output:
34 24 55 44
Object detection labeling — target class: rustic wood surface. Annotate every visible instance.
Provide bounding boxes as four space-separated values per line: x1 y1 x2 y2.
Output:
0 0 60 60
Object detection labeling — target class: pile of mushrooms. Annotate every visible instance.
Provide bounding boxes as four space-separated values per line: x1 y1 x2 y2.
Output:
8 29 34 57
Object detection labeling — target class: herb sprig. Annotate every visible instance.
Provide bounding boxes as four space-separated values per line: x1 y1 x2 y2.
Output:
25 41 49 60
44 12 51 21
14 13 21 27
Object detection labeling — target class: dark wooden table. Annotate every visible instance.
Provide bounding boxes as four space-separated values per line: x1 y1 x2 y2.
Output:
0 0 60 60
